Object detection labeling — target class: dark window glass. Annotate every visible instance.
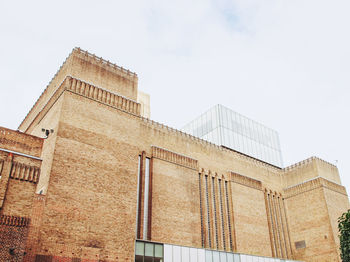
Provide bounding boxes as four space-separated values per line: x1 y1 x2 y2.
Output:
135 255 143 262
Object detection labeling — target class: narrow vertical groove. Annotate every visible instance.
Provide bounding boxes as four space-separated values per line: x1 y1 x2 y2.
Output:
212 177 219 249
205 175 212 248
199 173 204 247
0 160 4 177
219 179 226 251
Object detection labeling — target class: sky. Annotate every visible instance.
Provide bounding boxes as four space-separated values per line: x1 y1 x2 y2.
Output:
0 0 349 195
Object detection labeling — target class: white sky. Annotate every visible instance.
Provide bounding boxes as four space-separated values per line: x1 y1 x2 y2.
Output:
0 0 349 195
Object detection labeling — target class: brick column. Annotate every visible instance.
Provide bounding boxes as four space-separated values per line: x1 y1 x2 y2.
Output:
0 153 13 209
23 194 46 262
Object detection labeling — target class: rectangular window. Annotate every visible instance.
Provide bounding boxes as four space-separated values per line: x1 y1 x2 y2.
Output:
136 155 141 237
135 241 163 262
143 158 150 240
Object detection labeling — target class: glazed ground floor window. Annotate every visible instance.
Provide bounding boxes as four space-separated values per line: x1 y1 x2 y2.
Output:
135 240 163 262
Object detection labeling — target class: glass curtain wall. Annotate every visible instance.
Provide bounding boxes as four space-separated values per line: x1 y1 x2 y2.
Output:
182 105 283 167
135 241 300 262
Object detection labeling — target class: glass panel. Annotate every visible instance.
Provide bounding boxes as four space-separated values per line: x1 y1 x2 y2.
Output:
164 245 172 262
251 256 259 262
155 244 163 258
181 246 189 262
189 248 197 262
173 246 181 262
205 250 213 262
136 242 145 255
154 258 162 262
145 243 154 257
240 254 247 262
143 158 150 240
198 249 205 262
227 253 234 262
220 252 227 262
233 254 241 262
213 251 220 262
135 255 143 262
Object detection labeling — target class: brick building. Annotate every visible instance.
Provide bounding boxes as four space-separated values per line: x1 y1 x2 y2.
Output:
0 48 348 262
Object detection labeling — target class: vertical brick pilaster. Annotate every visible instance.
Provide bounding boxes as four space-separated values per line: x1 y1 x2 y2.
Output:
0 153 13 209
219 178 229 252
264 190 276 257
207 173 215 249
199 172 206 248
23 194 46 262
137 152 145 240
228 180 237 252
213 176 222 250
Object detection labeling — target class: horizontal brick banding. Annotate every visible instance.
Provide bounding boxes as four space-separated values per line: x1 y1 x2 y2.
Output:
229 172 263 190
24 76 141 132
151 146 198 170
10 162 40 183
67 76 141 116
0 215 30 227
284 177 347 198
0 127 43 157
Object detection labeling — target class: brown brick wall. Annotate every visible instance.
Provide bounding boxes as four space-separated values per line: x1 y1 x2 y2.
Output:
230 181 272 257
3 48 348 262
0 126 43 158
36 118 139 261
284 186 339 261
0 215 30 262
150 158 201 247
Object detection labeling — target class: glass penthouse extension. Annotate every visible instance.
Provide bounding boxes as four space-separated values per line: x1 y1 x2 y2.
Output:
182 105 283 167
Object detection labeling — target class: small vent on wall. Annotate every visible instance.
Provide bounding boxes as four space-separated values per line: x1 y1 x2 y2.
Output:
295 240 306 249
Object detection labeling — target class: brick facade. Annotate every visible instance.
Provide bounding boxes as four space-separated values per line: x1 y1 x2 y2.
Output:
0 48 349 262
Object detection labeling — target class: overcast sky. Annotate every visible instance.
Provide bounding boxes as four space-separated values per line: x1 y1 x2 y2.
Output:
0 0 349 195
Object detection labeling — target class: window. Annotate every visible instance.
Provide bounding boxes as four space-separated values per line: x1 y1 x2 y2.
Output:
135 241 163 262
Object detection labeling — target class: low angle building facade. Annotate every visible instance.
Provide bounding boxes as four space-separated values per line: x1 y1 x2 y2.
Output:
0 48 348 262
